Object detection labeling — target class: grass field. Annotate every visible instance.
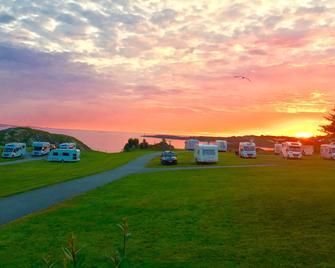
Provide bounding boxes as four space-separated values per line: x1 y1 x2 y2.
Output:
0 154 334 267
0 150 150 197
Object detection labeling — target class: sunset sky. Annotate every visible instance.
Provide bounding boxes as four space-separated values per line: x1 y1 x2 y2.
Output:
0 0 334 137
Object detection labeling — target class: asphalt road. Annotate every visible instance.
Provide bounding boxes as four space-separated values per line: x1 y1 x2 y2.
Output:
0 154 47 166
0 153 275 225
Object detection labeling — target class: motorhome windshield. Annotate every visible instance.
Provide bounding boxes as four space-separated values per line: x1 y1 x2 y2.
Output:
203 149 215 155
4 148 13 152
289 146 301 152
243 146 255 151
33 146 42 151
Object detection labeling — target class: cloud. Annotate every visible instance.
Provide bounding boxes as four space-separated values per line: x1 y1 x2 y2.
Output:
0 13 15 24
151 9 177 25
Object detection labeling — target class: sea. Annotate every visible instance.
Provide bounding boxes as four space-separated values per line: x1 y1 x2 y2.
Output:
0 125 185 152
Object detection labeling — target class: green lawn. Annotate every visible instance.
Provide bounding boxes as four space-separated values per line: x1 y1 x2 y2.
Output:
0 150 150 197
147 151 282 168
0 154 335 267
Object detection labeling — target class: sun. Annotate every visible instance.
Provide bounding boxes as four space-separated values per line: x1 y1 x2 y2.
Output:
294 132 313 138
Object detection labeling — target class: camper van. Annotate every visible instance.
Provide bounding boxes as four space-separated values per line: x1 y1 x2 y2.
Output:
216 140 227 152
302 145 314 156
47 149 80 162
320 144 335 160
59 143 76 149
1 143 26 158
185 139 199 151
194 144 218 163
239 142 257 158
32 142 50 156
281 141 302 159
274 143 282 155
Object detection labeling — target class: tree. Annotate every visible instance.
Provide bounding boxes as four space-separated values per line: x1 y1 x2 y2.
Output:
123 138 139 152
321 106 335 137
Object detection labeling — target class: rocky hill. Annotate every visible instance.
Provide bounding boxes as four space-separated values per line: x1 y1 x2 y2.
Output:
0 127 91 151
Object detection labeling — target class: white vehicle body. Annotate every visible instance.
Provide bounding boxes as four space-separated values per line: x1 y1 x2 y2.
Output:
32 141 50 156
184 139 199 151
282 142 302 159
239 142 257 158
47 149 80 162
216 140 227 152
320 144 335 160
1 143 26 158
302 145 314 156
59 143 76 149
194 144 218 163
274 143 282 155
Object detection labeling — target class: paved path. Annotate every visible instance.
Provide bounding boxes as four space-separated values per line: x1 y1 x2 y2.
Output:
0 153 275 225
0 155 46 166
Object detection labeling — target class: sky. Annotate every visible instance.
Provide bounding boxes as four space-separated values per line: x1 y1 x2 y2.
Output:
0 0 334 137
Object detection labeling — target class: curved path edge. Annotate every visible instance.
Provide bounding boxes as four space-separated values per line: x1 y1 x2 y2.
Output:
0 153 275 225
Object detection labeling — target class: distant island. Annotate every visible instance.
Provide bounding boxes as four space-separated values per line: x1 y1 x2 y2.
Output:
0 127 91 151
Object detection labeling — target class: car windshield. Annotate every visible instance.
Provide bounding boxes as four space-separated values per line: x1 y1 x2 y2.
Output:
289 146 301 152
203 149 215 155
243 146 255 151
33 146 42 151
4 148 13 152
163 152 176 157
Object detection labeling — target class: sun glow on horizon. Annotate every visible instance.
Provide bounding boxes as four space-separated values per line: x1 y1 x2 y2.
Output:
294 132 314 138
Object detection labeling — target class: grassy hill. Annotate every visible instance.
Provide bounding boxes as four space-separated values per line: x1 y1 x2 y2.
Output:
0 127 91 151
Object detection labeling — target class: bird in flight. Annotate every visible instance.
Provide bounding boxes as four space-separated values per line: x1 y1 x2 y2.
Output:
234 75 251 82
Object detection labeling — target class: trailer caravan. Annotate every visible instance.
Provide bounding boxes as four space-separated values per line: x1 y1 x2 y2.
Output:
239 142 256 158
1 143 26 158
281 141 302 159
47 149 80 162
320 144 335 160
274 143 282 155
216 140 227 152
302 145 314 156
32 142 50 156
194 144 218 163
185 139 199 151
59 143 76 149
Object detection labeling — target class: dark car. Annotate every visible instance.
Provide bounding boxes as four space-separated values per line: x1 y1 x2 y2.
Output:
160 151 178 165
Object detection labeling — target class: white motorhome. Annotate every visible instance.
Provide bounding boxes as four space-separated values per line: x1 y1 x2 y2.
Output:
302 145 314 156
216 140 228 152
59 143 76 149
184 139 199 151
194 144 218 163
1 143 26 158
274 143 282 155
47 149 80 162
32 141 50 156
320 144 335 160
239 142 257 158
281 141 302 159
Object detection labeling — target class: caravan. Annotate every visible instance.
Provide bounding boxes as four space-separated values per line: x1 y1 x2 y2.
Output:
59 143 76 149
239 142 256 158
281 142 302 159
184 139 199 151
274 143 282 155
47 149 80 162
1 143 26 158
216 140 227 152
320 144 335 160
194 144 218 163
32 142 50 156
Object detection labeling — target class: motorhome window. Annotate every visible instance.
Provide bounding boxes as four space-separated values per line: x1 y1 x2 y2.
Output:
203 149 215 155
34 146 42 151
244 146 255 151
4 148 13 152
331 148 335 153
289 146 301 152
53 152 59 156
62 152 70 156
